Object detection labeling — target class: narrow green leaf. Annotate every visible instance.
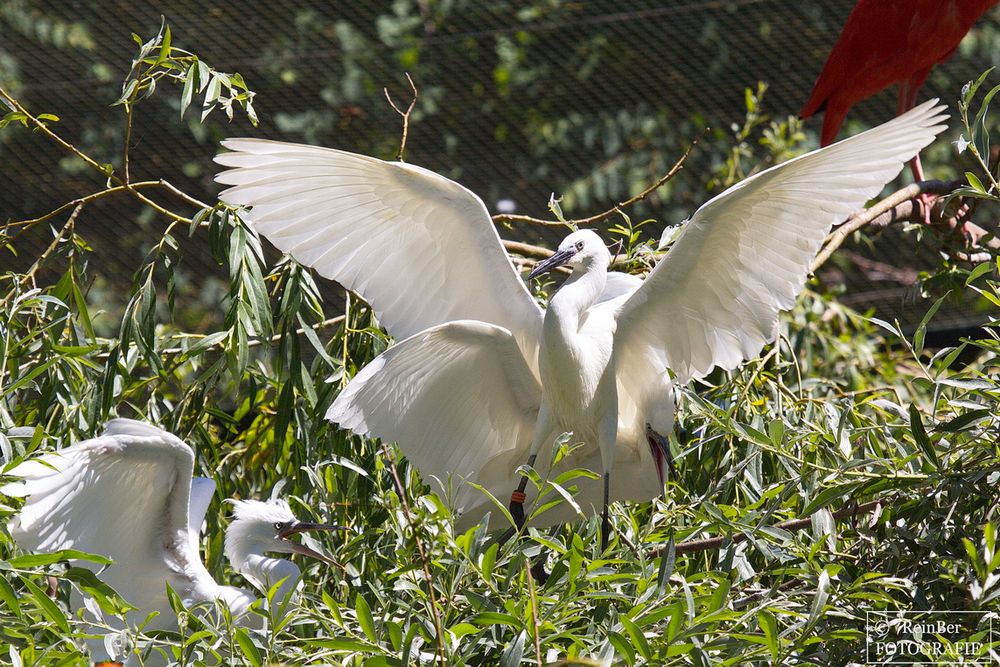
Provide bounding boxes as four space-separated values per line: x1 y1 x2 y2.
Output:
966 171 987 193
607 630 636 665
0 575 22 619
759 609 779 662
20 575 69 633
935 408 991 433
233 627 262 667
355 593 376 642
7 550 112 568
621 616 651 660
802 481 862 516
909 403 938 468
807 569 830 628
181 63 197 118
913 293 947 355
155 25 172 65
500 630 526 667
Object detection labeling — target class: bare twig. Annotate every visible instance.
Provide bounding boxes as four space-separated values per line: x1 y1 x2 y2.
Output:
0 87 198 226
2 204 83 305
3 180 210 238
0 85 111 177
384 73 418 162
122 102 134 184
492 128 707 229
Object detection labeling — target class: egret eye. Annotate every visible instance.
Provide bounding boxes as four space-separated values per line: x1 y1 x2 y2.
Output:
575 241 584 251
274 522 285 531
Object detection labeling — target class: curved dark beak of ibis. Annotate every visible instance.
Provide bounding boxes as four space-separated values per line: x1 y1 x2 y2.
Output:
527 248 576 280
279 521 346 565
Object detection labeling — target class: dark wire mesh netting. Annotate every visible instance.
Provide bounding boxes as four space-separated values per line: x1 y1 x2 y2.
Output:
2 0 998 333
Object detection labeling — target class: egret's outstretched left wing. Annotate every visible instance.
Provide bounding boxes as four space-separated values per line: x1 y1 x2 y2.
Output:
1 419 216 618
614 100 947 395
215 140 542 360
328 320 541 519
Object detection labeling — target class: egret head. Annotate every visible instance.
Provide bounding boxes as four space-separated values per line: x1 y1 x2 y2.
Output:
224 498 343 569
527 229 611 279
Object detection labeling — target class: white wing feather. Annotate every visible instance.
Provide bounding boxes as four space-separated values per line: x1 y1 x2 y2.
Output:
614 100 947 405
215 140 542 359
1 419 222 627
328 320 542 519
188 477 217 554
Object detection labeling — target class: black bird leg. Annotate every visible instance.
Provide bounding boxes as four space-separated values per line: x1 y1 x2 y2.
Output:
508 453 536 528
493 453 537 546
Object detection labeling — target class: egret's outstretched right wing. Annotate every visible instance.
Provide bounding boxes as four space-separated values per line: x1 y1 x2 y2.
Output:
215 140 542 359
328 320 541 517
614 100 947 399
1 419 214 616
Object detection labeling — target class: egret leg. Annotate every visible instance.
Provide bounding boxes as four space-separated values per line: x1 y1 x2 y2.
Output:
503 404 555 540
508 453 537 528
600 471 611 550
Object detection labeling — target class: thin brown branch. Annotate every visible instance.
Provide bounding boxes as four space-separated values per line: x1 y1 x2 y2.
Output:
492 128 707 229
3 181 189 234
811 180 962 271
156 178 212 210
650 498 884 559
122 102 134 184
0 85 113 180
503 239 554 260
384 73 418 162
2 204 83 305
0 88 199 226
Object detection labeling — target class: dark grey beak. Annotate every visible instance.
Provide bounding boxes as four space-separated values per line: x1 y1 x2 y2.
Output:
278 521 346 539
278 521 347 566
527 248 576 280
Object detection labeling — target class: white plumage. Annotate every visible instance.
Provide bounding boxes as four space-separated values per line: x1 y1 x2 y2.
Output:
216 100 947 539
1 419 339 665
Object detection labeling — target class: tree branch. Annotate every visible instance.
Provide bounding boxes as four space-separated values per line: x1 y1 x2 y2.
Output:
0 87 199 226
3 180 209 237
810 180 989 272
492 128 707 229
384 73 418 162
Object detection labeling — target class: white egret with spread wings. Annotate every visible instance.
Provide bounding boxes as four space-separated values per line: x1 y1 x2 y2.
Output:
1 419 341 665
216 101 946 547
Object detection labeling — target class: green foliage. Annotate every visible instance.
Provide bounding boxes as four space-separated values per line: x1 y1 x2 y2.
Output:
1 21 999 667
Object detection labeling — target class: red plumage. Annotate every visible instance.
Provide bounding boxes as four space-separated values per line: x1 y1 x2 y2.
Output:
802 0 998 146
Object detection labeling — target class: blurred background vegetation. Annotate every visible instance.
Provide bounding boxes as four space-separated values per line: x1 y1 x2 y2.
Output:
3 0 999 332
1 1 999 665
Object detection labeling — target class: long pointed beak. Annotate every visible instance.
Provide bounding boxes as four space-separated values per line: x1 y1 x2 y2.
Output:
279 522 346 566
279 522 346 538
527 248 575 280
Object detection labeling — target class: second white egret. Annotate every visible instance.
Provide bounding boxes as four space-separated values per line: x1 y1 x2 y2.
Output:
1 419 341 665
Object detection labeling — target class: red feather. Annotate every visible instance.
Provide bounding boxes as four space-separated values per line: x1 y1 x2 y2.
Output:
802 0 998 145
